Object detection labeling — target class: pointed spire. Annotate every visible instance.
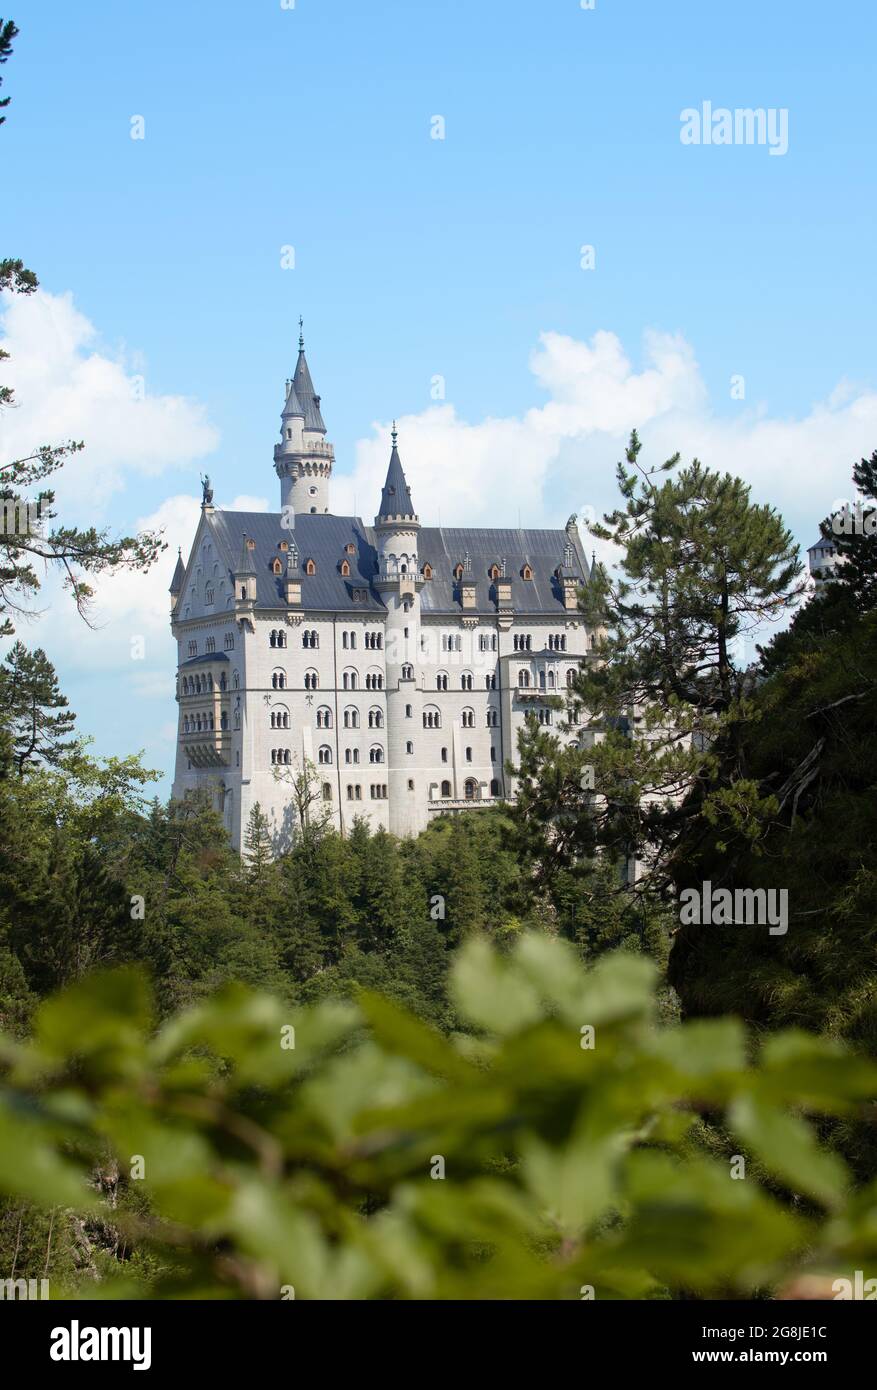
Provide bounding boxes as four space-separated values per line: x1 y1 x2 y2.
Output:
169 547 185 595
282 374 304 419
292 328 326 434
377 425 416 521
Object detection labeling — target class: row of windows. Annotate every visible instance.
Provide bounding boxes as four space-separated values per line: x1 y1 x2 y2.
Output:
518 669 574 689
182 712 229 733
316 746 385 765
437 778 502 798
341 630 383 650
186 634 234 658
268 668 574 697
341 784 388 801
422 708 499 730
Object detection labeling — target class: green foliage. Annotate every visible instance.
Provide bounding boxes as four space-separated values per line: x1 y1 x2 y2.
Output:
0 641 77 776
0 936 874 1299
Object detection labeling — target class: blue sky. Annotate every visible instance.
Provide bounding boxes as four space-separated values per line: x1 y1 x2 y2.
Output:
2 0 876 793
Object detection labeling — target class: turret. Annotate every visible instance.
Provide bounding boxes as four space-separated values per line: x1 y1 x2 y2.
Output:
274 321 334 515
374 423 419 578
169 548 185 612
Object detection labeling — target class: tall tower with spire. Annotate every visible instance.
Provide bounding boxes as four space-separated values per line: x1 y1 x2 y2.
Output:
274 321 334 516
374 426 425 835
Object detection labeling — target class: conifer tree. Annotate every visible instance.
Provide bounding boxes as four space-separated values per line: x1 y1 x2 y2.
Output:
0 641 76 776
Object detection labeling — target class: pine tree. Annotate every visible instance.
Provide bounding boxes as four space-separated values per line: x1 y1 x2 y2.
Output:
822 448 877 612
243 802 273 874
0 642 76 776
508 434 804 896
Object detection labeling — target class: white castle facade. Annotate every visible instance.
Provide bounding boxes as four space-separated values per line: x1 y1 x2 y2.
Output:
170 334 596 850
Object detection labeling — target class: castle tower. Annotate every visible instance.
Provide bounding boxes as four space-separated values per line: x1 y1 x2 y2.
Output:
374 426 424 835
274 321 334 516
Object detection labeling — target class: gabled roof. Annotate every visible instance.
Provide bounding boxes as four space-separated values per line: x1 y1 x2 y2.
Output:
207 511 385 612
417 527 591 615
196 512 591 616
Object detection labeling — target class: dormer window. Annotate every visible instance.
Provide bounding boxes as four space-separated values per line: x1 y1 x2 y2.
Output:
422 562 433 580
246 538 256 552
340 559 351 577
271 559 282 575
489 564 500 580
522 564 533 581
345 543 356 555
453 563 464 580
305 559 316 576
279 541 288 552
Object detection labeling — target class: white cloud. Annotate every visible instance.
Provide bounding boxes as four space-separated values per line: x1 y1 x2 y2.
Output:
0 289 219 518
333 328 877 552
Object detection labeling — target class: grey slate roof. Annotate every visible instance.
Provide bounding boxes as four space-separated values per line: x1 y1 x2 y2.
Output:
208 511 385 613
418 527 591 615
292 349 326 434
202 511 591 616
377 443 416 520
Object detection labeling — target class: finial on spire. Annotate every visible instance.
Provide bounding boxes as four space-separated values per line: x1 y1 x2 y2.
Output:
391 420 398 448
298 316 304 351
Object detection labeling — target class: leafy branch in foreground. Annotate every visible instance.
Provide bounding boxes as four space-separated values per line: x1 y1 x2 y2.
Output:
0 933 874 1300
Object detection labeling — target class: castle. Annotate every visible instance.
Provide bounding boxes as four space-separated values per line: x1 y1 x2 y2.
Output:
170 332 596 849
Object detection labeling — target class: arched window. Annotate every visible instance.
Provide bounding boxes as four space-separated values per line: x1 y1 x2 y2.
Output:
340 559 350 577
465 747 473 763
441 779 452 798
304 670 319 690
318 745 332 765
303 629 319 649
518 670 530 688
490 778 500 796
453 563 464 580
272 559 282 576
465 777 477 799
316 706 332 728
322 783 332 801
365 670 383 691
369 746 384 764
461 672 473 691
522 565 533 581
272 669 286 689
485 673 497 690
462 708 475 728
437 672 449 691
422 706 441 729
305 559 316 575
548 671 556 689
487 709 498 727
343 707 360 729
401 664 413 680
368 707 384 729
488 564 500 580
342 669 358 690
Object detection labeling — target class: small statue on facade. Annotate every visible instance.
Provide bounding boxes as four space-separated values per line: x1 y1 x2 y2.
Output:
201 474 214 506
